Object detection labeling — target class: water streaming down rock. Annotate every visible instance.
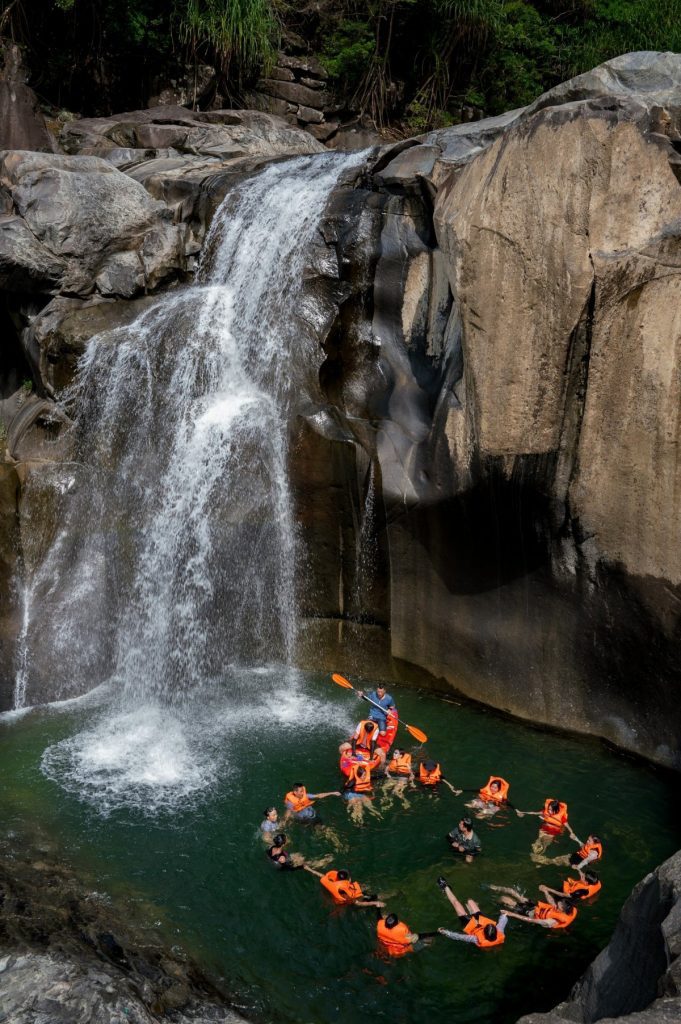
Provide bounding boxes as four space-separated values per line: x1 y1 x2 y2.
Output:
14 152 364 710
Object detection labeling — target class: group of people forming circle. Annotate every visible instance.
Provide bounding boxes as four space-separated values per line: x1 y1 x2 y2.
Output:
259 679 604 955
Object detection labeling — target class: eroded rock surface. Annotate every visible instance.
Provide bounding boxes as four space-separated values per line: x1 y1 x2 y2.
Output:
292 52 681 768
517 850 681 1024
0 840 245 1024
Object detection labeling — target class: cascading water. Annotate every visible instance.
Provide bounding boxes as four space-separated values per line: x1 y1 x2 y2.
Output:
14 152 363 809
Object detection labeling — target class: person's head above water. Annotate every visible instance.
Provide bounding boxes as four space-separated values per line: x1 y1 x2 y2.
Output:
584 871 600 885
272 833 287 847
588 834 601 845
424 759 437 771
336 870 350 880
483 923 498 942
548 800 560 814
263 807 277 820
384 913 399 929
557 897 575 913
292 782 304 794
459 818 473 832
490 780 501 792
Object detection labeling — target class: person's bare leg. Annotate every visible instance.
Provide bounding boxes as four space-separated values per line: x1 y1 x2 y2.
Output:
444 887 466 916
466 899 481 914
489 885 525 901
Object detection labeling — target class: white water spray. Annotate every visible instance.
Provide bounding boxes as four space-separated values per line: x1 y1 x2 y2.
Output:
14 151 365 808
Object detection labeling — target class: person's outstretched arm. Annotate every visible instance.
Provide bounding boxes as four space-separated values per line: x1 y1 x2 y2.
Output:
437 928 476 943
303 865 323 877
505 911 555 928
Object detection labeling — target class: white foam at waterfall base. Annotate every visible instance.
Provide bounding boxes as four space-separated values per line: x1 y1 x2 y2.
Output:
40 672 355 815
23 149 367 807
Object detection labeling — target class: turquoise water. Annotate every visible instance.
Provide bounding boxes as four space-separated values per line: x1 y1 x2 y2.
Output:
1 670 679 1024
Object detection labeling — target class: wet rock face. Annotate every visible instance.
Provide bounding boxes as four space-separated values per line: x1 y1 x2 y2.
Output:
0 104 324 708
0 841 246 1023
294 52 681 769
0 44 55 153
517 850 681 1024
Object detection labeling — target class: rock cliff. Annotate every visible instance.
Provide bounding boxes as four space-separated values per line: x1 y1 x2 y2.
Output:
517 850 681 1024
1 53 681 771
293 52 681 770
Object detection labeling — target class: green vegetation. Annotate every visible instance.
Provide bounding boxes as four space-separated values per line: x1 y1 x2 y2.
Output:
2 0 681 127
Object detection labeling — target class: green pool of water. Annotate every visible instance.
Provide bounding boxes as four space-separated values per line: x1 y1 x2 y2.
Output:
1 670 679 1024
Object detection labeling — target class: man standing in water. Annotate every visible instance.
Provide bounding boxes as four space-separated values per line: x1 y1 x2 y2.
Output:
447 817 482 863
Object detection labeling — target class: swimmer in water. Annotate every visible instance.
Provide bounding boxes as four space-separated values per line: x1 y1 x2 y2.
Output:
266 834 332 872
447 817 482 863
436 877 506 948
381 747 415 810
305 866 385 908
343 757 382 825
283 782 341 824
260 807 280 840
464 776 511 818
490 882 578 929
515 798 573 858
417 759 462 796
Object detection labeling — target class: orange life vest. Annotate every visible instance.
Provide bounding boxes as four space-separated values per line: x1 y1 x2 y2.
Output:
285 787 313 813
376 710 398 752
346 761 373 793
563 877 601 900
354 719 379 750
577 839 603 861
463 914 506 948
479 776 510 804
339 753 354 778
535 901 577 929
320 871 364 905
376 918 414 957
388 752 412 776
419 762 442 785
541 799 568 833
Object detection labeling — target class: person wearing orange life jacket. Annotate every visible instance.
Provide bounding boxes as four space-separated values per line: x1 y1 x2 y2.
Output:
352 718 380 758
516 798 572 856
376 913 437 957
561 871 602 901
338 742 366 778
343 758 382 824
568 833 603 870
304 866 385 909
382 747 415 810
436 877 507 949
491 883 578 929
284 782 341 823
464 776 511 817
418 759 461 796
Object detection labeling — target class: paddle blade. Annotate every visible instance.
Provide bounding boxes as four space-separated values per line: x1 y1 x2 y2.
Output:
332 673 354 690
406 723 428 743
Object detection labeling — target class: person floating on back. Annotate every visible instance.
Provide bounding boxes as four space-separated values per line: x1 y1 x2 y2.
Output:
284 782 340 824
562 870 601 901
304 867 385 909
418 758 461 796
447 817 482 863
465 776 511 818
516 797 572 857
436 877 507 948
490 882 578 929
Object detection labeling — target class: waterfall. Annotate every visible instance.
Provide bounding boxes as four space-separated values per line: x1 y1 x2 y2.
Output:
15 151 364 711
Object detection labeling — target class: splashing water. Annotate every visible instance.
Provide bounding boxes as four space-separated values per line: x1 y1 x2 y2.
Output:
13 151 365 808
